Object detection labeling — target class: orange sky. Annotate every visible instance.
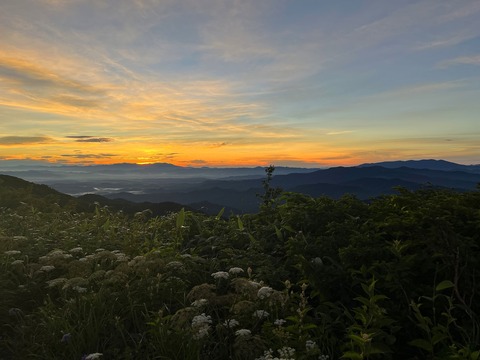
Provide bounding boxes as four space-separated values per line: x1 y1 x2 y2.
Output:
1 1 479 167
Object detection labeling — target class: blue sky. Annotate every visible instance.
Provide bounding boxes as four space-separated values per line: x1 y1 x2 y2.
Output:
0 0 479 166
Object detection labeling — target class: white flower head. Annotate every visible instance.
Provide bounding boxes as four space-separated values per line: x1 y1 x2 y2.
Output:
257 286 274 299
223 318 240 328
278 346 296 358
191 299 209 307
253 310 269 319
235 329 251 337
85 353 103 360
228 267 244 275
274 318 287 326
192 313 212 327
39 265 55 272
211 271 229 280
305 339 317 351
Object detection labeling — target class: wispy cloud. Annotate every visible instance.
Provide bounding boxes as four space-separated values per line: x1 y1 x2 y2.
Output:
437 55 480 68
0 135 53 145
66 136 114 143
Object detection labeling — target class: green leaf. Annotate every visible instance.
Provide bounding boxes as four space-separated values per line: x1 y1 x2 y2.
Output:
176 208 185 229
409 338 433 352
215 207 225 220
237 216 244 231
341 351 363 359
435 280 454 291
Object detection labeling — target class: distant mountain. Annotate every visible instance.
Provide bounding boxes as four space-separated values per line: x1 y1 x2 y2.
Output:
359 159 480 173
3 159 480 215
101 163 480 213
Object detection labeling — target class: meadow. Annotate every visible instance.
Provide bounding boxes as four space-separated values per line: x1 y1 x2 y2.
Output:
1 179 479 359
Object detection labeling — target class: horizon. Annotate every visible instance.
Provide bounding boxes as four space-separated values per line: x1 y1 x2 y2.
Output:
0 157 479 169
1 1 480 167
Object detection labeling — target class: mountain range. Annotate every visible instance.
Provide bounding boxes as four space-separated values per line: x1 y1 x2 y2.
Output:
1 159 479 214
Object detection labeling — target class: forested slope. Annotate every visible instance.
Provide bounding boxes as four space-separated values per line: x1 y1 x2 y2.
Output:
1 181 479 359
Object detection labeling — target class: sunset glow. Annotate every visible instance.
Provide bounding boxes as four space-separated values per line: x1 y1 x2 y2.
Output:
1 1 479 167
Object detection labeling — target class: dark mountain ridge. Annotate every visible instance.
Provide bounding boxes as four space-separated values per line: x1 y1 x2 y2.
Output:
0 174 189 216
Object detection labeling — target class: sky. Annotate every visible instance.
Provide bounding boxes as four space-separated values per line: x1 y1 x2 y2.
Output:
1 0 479 167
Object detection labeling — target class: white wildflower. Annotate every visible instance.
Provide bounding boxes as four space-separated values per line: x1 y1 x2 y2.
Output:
274 319 286 326
192 313 212 340
46 278 67 288
228 267 244 275
85 353 103 359
69 247 83 254
191 299 209 307
253 310 269 319
223 318 240 328
235 329 251 336
319 355 330 360
95 248 106 252
305 339 317 351
39 265 55 272
192 313 212 327
257 286 274 299
167 261 184 270
11 260 24 265
278 346 295 359
4 250 21 256
211 271 229 280
73 286 87 293
193 325 210 340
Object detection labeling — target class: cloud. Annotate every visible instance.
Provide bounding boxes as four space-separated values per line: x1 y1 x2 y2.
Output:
0 136 52 145
60 153 117 159
0 57 103 95
74 137 113 143
326 130 354 136
66 136 114 142
437 55 480 68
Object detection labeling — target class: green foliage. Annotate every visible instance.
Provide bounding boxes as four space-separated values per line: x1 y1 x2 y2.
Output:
1 181 479 359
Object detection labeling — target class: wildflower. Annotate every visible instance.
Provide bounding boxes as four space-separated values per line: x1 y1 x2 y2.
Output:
73 286 87 293
319 355 330 360
95 248 106 252
60 333 71 343
278 346 296 358
235 329 251 337
274 318 286 326
84 353 103 360
11 259 24 265
192 313 212 340
253 310 269 319
4 250 21 256
311 257 323 265
191 299 208 307
46 277 67 288
69 247 83 254
193 326 210 340
167 261 185 270
305 339 317 351
223 318 240 328
192 313 212 327
211 271 229 280
228 267 244 275
39 265 55 272
257 286 274 299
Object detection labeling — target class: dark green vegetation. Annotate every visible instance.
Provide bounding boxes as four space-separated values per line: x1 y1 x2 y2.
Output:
0 174 189 216
1 173 479 359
